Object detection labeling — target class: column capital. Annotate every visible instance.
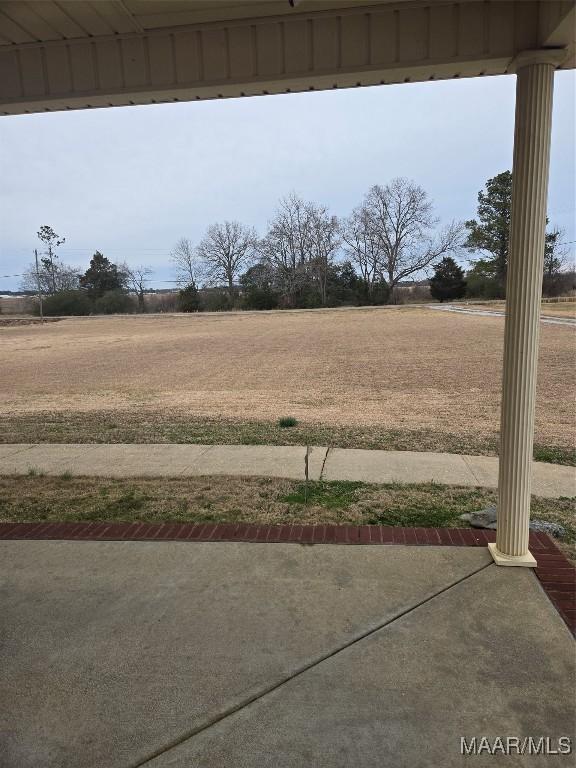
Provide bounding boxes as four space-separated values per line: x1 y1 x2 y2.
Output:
508 48 568 73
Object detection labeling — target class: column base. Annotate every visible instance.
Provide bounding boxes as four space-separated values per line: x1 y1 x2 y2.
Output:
488 542 537 568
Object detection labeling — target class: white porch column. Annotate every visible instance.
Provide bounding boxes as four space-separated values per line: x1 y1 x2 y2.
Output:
489 50 565 568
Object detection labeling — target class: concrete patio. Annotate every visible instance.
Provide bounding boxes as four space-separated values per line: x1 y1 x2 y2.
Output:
1 539 573 767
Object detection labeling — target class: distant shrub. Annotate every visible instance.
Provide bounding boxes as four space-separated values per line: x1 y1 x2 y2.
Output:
278 416 298 428
93 290 135 314
200 291 232 312
148 293 178 313
369 281 392 305
240 264 279 310
178 283 201 312
243 288 280 310
465 271 503 299
34 290 91 316
542 271 576 298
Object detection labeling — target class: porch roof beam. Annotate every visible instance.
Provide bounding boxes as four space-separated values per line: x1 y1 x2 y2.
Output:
0 1 573 116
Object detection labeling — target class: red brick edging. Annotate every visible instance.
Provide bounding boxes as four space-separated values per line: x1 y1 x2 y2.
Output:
0 522 573 635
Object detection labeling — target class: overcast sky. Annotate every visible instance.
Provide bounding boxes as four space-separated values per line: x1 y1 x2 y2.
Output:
0 70 574 292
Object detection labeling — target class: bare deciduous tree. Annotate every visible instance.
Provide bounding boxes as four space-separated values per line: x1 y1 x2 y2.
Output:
123 264 152 312
259 193 311 303
259 193 339 305
170 237 201 287
341 205 383 297
197 221 256 299
361 178 464 300
307 203 340 305
20 262 80 295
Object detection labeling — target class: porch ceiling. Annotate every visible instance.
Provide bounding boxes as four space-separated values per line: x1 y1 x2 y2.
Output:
0 0 574 115
0 1 417 41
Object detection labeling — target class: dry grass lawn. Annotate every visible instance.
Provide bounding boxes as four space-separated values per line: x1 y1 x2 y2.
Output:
1 306 574 448
540 301 576 318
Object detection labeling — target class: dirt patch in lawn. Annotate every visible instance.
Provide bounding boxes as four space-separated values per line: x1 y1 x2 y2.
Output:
0 316 62 327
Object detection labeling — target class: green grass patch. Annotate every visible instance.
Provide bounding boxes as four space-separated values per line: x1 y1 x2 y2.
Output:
281 481 509 530
533 444 576 466
278 416 298 428
102 488 147 515
362 483 482 528
282 481 364 508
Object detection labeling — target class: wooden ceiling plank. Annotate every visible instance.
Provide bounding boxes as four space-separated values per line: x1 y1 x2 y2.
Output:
133 2 302 31
28 1 87 40
0 9 36 44
0 1 64 41
57 1 115 36
92 1 142 35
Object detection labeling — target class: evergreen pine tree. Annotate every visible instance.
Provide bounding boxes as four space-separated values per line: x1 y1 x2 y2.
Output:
430 257 467 302
178 282 201 312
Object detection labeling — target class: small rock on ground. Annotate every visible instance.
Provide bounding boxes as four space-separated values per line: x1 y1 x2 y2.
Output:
460 508 566 539
460 505 497 530
529 519 566 539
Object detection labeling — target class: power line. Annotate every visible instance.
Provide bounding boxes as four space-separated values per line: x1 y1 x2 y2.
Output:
7 239 576 253
10 248 176 254
0 273 181 284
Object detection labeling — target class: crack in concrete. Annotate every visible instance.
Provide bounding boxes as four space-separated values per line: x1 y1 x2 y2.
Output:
0 444 37 459
319 446 331 480
129 559 494 768
460 455 488 486
177 444 217 476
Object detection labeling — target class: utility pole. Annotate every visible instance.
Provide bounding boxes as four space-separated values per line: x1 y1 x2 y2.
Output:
34 249 44 324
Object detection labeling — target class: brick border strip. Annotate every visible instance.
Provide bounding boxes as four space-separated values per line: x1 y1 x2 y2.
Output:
0 522 573 635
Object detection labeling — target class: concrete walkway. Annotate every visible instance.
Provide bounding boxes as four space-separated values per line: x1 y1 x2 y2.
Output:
1 540 573 767
428 303 576 326
1 443 574 498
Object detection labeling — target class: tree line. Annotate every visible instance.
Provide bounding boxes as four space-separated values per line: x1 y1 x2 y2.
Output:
170 178 464 311
22 171 571 316
22 231 152 316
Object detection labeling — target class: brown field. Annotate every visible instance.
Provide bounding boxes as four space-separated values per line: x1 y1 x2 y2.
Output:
1 306 574 449
540 301 576 318
0 296 36 315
